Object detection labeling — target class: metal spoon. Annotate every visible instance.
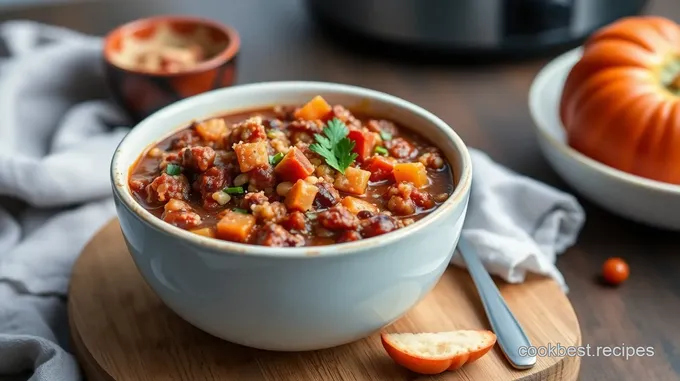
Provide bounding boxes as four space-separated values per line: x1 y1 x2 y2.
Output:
456 236 537 369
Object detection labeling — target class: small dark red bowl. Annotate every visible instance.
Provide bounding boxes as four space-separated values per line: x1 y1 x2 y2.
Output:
103 15 240 122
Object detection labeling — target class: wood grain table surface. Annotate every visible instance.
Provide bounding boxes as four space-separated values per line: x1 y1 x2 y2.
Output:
1 0 678 380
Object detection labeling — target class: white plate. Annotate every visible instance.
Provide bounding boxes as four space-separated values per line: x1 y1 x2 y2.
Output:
529 48 680 231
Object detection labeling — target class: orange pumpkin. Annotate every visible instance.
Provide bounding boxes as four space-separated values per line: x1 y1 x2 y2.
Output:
560 16 680 184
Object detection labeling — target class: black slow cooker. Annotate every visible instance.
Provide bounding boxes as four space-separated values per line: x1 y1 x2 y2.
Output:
306 0 648 59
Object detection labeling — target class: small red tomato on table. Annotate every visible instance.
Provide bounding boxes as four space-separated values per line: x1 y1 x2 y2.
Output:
601 257 629 286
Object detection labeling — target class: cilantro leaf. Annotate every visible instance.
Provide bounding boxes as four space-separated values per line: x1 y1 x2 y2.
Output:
335 138 358 171
309 118 357 174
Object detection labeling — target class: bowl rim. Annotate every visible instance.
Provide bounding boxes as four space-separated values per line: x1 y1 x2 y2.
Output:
529 47 680 196
111 81 473 258
103 14 241 77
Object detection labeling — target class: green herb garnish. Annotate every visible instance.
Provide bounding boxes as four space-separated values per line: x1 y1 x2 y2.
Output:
309 118 358 175
233 208 249 214
374 146 388 156
266 130 279 139
165 164 181 176
223 186 245 195
379 130 393 141
269 152 284 166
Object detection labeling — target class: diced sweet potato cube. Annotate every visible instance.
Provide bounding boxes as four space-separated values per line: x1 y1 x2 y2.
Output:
334 167 371 195
285 179 319 212
294 95 332 121
190 227 216 238
216 211 256 242
274 147 315 182
341 196 379 215
365 155 396 182
164 198 192 213
348 129 377 162
234 141 269 172
195 118 227 142
393 162 429 188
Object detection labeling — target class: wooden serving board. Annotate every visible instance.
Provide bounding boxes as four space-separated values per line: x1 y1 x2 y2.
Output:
68 219 581 381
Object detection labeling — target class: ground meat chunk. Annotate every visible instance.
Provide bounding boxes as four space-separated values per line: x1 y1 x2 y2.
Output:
317 204 360 230
294 141 317 158
248 165 277 191
360 214 398 238
241 191 270 210
387 195 416 216
386 137 418 159
331 105 361 128
281 211 307 232
273 105 296 120
162 211 201 229
337 230 362 243
290 131 314 145
194 166 230 210
194 166 228 194
229 116 267 145
213 150 240 174
385 182 434 215
410 188 435 209
161 199 201 229
289 119 324 134
265 118 285 130
129 177 151 193
314 182 341 208
418 151 445 170
159 152 181 170
267 129 291 154
146 173 190 203
253 223 304 247
252 201 287 223
168 129 200 150
367 119 398 137
181 146 216 172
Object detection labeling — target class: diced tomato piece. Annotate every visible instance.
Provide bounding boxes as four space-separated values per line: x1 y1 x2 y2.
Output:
285 179 319 212
334 167 371 195
365 155 396 182
233 141 269 172
274 147 315 182
216 211 256 242
348 129 377 162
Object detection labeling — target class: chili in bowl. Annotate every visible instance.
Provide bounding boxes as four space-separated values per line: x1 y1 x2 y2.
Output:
111 81 472 351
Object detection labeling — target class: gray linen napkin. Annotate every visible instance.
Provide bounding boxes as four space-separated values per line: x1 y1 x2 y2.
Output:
0 21 584 380
0 21 128 381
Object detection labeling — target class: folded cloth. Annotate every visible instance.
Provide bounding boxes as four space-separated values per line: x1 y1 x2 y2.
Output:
453 150 585 292
0 21 129 381
0 20 585 381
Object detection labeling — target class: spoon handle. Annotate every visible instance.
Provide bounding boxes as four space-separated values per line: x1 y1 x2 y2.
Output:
457 237 537 369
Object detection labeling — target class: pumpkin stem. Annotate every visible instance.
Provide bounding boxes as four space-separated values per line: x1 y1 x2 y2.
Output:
662 58 680 93
671 74 680 91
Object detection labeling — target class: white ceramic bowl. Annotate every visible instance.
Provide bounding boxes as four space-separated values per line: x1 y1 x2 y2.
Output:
529 48 680 230
110 81 472 351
